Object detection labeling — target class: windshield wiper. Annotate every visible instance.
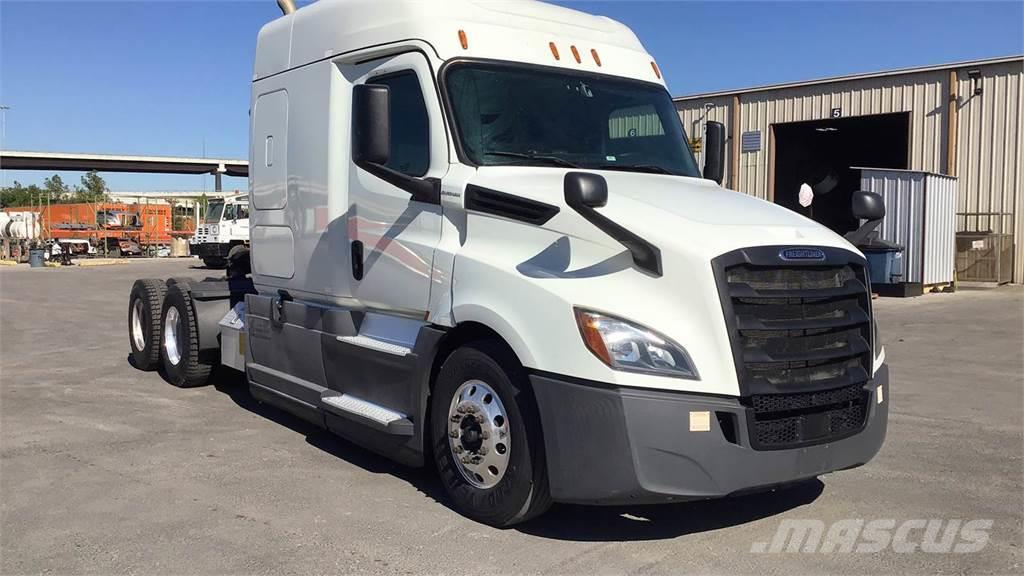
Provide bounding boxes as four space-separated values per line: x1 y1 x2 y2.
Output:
484 151 580 168
596 164 679 176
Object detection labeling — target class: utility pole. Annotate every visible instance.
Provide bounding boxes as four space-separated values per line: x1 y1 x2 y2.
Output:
0 105 10 188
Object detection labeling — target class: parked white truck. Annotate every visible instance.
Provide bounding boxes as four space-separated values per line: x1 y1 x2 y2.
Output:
189 193 250 268
128 0 889 526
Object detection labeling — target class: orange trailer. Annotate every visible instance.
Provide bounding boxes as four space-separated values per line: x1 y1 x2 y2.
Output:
4 202 177 256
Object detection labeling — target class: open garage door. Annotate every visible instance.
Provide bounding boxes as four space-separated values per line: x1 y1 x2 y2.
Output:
772 112 910 235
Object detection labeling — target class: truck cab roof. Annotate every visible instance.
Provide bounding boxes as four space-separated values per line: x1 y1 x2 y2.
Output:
254 0 662 86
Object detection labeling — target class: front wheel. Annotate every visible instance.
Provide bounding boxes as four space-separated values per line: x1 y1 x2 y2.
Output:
430 341 551 527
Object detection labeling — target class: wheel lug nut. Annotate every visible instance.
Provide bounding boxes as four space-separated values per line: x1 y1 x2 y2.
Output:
449 430 459 438
475 415 485 424
453 445 463 454
478 446 488 455
480 430 490 439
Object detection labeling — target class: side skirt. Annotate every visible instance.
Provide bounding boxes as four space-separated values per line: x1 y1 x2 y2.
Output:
245 292 446 467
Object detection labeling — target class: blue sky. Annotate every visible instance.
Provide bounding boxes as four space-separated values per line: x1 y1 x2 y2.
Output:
1 0 1021 191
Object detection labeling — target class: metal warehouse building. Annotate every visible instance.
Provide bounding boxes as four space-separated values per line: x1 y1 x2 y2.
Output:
674 55 1023 284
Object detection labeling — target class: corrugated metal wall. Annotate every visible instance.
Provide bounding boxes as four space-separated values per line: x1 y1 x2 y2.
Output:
923 173 958 285
675 57 1023 282
954 60 1023 283
860 169 926 283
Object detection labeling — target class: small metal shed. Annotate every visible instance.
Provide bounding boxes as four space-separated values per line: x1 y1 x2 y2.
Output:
858 168 957 292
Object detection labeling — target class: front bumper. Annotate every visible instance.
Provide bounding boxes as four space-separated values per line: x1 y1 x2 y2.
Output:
531 364 888 504
189 242 231 258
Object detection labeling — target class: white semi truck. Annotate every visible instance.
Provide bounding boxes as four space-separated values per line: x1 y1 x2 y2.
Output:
127 0 889 526
189 193 250 268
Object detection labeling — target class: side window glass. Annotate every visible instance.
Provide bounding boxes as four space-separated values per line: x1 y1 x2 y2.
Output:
223 204 236 221
372 71 430 177
236 205 249 220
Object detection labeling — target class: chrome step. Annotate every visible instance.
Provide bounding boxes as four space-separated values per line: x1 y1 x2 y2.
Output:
320 393 413 436
335 334 411 356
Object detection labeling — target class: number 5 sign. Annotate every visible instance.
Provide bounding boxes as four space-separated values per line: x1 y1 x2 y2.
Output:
830 107 842 118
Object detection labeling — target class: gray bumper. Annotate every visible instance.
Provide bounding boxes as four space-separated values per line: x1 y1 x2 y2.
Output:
531 365 888 505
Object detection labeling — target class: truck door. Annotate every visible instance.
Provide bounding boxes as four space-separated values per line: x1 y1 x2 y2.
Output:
346 52 445 317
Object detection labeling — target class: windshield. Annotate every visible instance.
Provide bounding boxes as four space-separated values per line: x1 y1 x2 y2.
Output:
204 201 224 224
445 63 700 177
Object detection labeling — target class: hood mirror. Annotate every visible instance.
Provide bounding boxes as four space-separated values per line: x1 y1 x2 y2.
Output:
845 190 886 246
564 172 608 209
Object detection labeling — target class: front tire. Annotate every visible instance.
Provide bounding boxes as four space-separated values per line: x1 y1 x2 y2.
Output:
202 256 226 269
431 341 551 527
128 279 167 371
159 284 214 388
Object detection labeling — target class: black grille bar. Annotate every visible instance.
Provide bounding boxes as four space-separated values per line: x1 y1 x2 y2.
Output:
712 246 874 450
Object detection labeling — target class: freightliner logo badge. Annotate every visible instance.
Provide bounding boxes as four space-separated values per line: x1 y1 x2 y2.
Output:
779 247 826 261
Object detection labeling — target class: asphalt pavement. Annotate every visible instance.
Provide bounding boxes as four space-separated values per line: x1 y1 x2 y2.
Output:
1 259 1021 574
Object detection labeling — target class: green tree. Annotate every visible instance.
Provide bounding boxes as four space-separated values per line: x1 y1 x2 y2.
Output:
0 181 43 208
75 170 110 203
43 174 71 203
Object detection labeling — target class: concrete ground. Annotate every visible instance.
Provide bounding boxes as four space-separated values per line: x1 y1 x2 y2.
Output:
1 259 1021 575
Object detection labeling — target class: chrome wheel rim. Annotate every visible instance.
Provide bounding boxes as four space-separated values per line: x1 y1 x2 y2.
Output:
131 299 146 351
163 307 181 366
447 379 510 489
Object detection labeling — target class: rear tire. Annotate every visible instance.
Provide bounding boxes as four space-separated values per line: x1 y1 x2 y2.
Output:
128 279 167 371
159 284 214 388
430 340 552 527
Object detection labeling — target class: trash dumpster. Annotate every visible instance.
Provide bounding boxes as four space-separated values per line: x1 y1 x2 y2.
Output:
861 237 904 286
28 249 46 268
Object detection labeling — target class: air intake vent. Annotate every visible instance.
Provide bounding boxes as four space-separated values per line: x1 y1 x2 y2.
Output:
465 185 560 225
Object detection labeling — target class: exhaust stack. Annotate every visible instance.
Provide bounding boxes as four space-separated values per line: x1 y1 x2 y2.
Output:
276 0 296 15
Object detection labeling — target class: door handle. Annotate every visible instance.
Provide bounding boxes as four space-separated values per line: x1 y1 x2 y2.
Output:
272 289 293 326
351 241 364 280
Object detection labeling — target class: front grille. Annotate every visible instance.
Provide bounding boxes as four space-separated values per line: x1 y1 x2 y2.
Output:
713 247 874 450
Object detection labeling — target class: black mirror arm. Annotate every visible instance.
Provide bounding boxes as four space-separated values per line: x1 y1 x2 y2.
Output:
565 199 663 277
844 219 882 246
355 159 440 204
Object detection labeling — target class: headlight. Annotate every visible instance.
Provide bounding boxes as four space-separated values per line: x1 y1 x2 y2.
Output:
210 224 219 236
574 308 698 379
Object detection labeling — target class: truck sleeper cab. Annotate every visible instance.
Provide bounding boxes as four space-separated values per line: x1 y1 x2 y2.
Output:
128 0 888 527
190 193 250 268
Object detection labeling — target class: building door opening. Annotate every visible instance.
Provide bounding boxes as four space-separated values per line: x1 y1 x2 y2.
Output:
772 112 909 235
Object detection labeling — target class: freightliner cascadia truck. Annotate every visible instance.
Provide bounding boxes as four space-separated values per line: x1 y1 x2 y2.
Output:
127 0 889 526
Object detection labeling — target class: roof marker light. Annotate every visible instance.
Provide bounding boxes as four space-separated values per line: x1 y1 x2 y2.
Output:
570 45 581 64
549 42 560 60
651 61 662 79
591 49 602 67
458 29 468 50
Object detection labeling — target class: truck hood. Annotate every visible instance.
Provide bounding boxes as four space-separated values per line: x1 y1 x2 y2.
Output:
467 166 859 261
